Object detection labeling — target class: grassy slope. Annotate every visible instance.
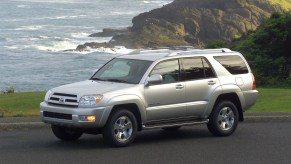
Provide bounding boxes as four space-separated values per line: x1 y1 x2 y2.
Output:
269 0 291 10
0 88 290 117
0 92 45 117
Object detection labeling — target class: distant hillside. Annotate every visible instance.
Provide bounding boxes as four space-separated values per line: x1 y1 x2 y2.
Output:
78 0 290 50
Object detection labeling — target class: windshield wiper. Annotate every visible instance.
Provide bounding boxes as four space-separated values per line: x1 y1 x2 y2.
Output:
106 79 130 83
91 77 105 81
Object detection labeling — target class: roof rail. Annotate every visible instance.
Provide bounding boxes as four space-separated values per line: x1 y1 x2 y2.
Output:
166 48 232 57
128 46 196 55
181 48 232 53
169 46 195 50
128 47 232 56
128 48 170 54
221 48 232 52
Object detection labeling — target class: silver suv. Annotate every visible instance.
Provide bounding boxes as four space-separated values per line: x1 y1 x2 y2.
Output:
40 48 258 147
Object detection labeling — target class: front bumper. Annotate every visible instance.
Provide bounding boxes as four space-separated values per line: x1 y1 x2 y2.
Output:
40 102 112 128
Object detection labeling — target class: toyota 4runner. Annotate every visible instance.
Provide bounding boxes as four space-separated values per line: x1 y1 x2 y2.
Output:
40 48 258 147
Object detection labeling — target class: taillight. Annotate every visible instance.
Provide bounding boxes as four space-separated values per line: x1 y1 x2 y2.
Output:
252 74 256 90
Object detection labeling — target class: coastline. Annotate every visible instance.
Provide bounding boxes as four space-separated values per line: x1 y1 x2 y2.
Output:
72 0 286 52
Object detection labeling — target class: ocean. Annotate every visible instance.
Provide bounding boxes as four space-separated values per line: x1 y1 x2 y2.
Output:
0 0 173 92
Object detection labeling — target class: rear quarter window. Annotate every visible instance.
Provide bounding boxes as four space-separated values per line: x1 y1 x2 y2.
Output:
214 55 249 74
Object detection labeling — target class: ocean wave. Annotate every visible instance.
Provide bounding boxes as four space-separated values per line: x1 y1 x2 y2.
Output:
71 32 91 38
3 46 20 50
76 46 134 55
143 0 172 6
2 38 13 42
2 40 77 52
33 41 78 52
38 35 50 39
13 0 93 4
110 11 136 16
2 35 62 43
70 32 112 42
17 5 31 8
2 15 87 22
13 25 45 31
2 33 114 52
53 15 87 20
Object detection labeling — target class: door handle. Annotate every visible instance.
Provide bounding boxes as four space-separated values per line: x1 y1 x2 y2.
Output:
208 80 216 85
176 84 184 89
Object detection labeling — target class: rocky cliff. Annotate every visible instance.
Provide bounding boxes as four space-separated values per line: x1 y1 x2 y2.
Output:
77 0 287 50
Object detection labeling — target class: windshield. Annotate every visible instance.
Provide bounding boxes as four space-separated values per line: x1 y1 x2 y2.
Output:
91 58 153 84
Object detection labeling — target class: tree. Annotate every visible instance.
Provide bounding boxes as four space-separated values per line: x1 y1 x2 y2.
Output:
233 12 291 85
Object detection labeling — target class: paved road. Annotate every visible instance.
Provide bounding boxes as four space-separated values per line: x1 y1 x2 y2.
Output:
0 122 290 164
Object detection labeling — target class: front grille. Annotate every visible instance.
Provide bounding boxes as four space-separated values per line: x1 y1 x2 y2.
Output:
43 111 72 120
53 93 77 98
48 102 78 108
48 92 78 107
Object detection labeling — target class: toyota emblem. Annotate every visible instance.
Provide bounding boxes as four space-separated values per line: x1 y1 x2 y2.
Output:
59 98 65 103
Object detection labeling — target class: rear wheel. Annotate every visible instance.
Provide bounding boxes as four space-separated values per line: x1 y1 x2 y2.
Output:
207 100 239 136
102 109 137 147
51 125 83 141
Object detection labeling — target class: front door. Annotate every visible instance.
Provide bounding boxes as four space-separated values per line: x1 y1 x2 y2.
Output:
145 59 187 121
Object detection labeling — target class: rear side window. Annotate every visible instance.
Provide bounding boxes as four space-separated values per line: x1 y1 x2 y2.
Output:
214 55 249 74
181 57 215 81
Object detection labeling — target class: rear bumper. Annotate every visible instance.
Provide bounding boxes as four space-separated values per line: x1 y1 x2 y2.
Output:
40 102 112 128
242 90 259 111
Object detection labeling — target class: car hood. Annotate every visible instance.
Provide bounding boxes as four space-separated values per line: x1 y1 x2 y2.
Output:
51 80 135 96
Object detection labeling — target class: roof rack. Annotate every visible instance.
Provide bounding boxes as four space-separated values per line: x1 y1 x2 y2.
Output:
167 48 232 56
168 46 195 50
128 47 232 56
128 48 170 54
128 46 196 55
180 48 232 53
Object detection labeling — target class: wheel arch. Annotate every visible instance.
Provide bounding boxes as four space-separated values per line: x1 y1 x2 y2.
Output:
98 95 146 130
110 104 143 131
214 93 244 121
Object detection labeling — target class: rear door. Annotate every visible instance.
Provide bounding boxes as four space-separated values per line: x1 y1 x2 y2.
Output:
180 57 219 116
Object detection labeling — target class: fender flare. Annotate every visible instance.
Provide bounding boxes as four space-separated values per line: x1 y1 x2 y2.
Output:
202 84 244 118
98 94 146 127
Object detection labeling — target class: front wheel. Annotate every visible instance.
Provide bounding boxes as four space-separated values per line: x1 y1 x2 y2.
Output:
207 100 239 136
102 109 137 147
51 125 83 141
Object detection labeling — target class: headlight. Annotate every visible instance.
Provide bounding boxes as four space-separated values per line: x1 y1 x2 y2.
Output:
44 90 52 102
79 95 103 107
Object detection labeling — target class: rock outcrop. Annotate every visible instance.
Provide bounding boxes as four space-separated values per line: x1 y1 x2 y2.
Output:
76 0 286 50
89 27 131 37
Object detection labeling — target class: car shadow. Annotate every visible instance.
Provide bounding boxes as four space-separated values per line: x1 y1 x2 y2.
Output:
134 126 213 145
43 125 214 149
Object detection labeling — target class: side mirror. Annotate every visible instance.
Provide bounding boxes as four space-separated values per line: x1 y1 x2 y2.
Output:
146 74 163 86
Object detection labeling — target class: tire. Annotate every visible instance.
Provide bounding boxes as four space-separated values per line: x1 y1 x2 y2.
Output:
102 109 137 147
207 100 239 136
51 125 83 141
162 126 181 131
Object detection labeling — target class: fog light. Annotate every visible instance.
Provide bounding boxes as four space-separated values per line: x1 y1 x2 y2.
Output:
79 115 96 122
86 115 96 121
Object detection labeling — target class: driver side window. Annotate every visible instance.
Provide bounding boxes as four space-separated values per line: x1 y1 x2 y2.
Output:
150 59 180 84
